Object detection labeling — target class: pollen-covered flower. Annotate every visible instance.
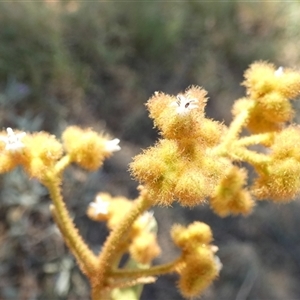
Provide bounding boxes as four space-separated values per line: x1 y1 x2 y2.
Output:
0 127 26 152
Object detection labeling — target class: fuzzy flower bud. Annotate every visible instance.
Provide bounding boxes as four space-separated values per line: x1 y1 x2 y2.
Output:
243 61 300 100
171 222 213 252
171 222 221 298
178 247 221 298
22 132 63 180
147 86 208 140
270 126 300 161
62 126 120 171
251 126 300 202
87 192 161 264
252 158 300 202
210 166 255 217
238 62 300 133
129 232 161 265
130 134 228 207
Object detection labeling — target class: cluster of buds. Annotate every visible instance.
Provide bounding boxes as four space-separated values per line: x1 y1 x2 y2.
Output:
171 222 222 298
234 62 300 133
87 192 160 265
0 125 120 184
130 86 229 207
131 61 300 217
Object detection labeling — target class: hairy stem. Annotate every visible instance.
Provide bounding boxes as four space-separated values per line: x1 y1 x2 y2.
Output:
221 109 250 148
54 154 72 175
46 176 97 275
111 256 183 280
92 191 153 299
234 132 274 148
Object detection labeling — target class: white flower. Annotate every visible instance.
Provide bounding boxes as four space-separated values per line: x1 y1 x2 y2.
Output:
105 138 121 153
275 66 284 77
0 127 26 152
214 255 223 272
210 245 223 272
137 210 157 233
89 195 110 216
170 94 198 115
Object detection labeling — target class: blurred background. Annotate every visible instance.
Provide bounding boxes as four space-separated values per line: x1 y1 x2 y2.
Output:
1 1 300 299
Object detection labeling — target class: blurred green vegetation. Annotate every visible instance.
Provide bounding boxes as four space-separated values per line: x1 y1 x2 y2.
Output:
1 1 300 300
0 1 295 141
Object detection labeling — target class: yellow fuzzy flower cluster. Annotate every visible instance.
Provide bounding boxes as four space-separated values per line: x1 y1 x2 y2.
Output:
131 61 300 214
252 126 300 201
87 193 161 265
130 86 228 207
171 222 222 298
233 62 300 133
211 166 254 216
0 126 120 184
0 128 63 182
62 126 120 171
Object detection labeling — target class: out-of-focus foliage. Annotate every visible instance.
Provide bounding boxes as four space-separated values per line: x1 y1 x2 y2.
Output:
0 1 293 138
1 1 300 300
